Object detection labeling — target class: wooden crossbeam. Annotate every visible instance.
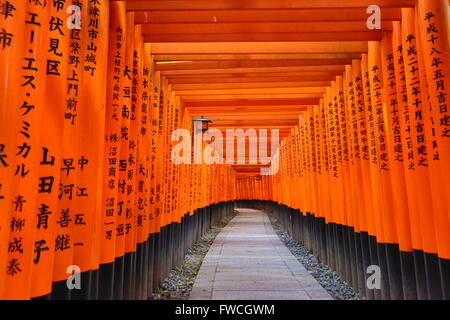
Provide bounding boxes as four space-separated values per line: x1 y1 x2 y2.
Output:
210 126 292 131
133 8 401 23
124 0 414 11
140 21 393 34
163 65 342 76
172 81 332 90
176 87 326 96
150 42 368 54
165 71 343 79
208 119 298 125
183 100 318 107
153 54 361 61
144 32 382 42
180 93 323 101
168 76 337 84
209 133 291 138
155 60 350 71
187 109 308 116
200 114 300 120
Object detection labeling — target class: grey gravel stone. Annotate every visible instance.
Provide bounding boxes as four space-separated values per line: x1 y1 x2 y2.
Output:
267 213 364 300
151 211 237 300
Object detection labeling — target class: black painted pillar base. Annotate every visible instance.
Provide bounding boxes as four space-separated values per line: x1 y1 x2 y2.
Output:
122 251 135 300
135 241 146 300
50 279 71 300
399 250 418 300
147 233 155 299
113 255 124 300
31 293 51 300
377 243 391 300
90 269 99 299
439 257 450 300
413 250 429 300
98 261 115 300
385 243 404 300
152 230 161 292
354 232 366 298
360 232 374 300
424 252 443 299
368 235 381 299
348 227 358 291
70 270 92 300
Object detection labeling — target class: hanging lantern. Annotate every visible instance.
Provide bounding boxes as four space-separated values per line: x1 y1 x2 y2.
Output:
192 116 212 133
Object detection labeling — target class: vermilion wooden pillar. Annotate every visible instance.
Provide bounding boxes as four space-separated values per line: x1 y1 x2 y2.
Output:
416 0 450 223
98 0 126 300
392 20 424 300
416 0 450 300
122 20 140 301
361 53 383 300
401 8 442 300
143 42 155 300
135 41 152 300
43 0 70 300
346 63 372 298
114 11 134 301
0 0 26 299
23 1 51 300
69 0 108 300
343 65 363 293
5 0 45 300
380 31 414 300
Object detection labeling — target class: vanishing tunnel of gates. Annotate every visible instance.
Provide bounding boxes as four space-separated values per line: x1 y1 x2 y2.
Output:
0 0 449 300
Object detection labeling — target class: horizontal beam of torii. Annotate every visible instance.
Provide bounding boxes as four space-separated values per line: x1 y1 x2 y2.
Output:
122 0 415 10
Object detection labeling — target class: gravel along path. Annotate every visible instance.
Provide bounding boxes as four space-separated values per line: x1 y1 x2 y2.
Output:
267 213 363 300
151 211 237 300
151 209 361 300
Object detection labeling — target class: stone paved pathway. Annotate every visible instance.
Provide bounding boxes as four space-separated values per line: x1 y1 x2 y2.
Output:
190 208 332 300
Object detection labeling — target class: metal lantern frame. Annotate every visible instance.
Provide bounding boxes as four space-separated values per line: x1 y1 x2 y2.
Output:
192 116 213 133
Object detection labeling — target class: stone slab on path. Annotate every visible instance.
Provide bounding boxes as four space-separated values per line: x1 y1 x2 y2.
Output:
190 208 332 300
